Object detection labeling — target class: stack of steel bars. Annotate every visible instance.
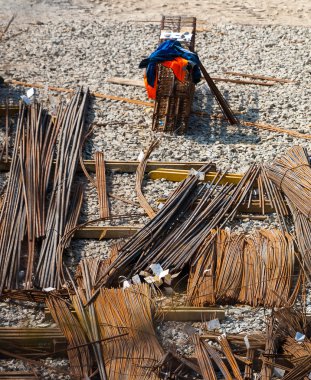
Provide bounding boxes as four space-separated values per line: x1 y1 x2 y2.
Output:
0 88 89 293
47 257 163 380
94 163 215 287
187 228 301 308
266 145 311 219
35 88 89 288
94 162 289 290
0 102 60 291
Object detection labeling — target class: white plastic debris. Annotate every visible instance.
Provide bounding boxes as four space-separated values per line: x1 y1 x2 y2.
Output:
20 95 31 105
132 274 141 284
150 263 164 276
244 335 250 349
26 87 35 98
144 276 163 286
160 30 192 42
207 318 221 331
137 150 145 162
273 368 285 378
123 280 131 289
295 331 305 343
189 168 205 180
42 287 56 292
158 202 164 210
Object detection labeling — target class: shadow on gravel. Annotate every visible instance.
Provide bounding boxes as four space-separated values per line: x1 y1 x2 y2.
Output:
185 84 261 146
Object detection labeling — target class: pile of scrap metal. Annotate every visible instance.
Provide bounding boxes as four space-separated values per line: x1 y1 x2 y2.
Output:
2 88 311 379
189 308 311 380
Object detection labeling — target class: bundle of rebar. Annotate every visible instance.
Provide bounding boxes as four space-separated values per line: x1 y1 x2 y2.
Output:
91 162 290 291
94 164 214 288
266 146 311 219
194 334 244 380
46 294 93 379
0 102 61 291
35 88 89 288
95 285 163 379
0 88 89 293
287 199 311 280
187 228 301 308
48 258 163 380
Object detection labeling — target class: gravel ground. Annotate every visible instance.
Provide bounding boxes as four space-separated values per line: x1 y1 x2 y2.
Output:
0 14 310 379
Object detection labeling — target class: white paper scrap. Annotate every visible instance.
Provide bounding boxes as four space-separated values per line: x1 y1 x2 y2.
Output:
158 202 164 210
295 331 305 343
189 168 205 180
20 95 31 105
273 368 285 378
43 287 56 292
123 280 131 289
159 269 169 279
26 88 35 98
144 276 155 284
207 318 221 331
132 274 141 284
150 263 164 276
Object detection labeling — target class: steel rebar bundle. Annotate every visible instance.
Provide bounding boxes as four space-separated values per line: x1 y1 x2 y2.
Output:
287 199 311 281
0 102 61 292
48 258 163 380
94 164 214 288
35 88 89 288
91 162 290 292
0 89 89 292
187 228 301 308
46 294 93 379
95 284 163 379
266 146 311 219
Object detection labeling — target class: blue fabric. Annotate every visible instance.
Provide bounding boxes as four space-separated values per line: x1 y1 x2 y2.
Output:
139 40 201 87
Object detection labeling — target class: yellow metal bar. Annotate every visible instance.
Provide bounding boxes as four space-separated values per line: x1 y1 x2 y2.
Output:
0 160 215 173
156 198 274 214
149 169 243 185
74 226 142 239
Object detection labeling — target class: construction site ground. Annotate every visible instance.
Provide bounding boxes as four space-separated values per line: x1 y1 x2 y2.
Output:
0 0 310 378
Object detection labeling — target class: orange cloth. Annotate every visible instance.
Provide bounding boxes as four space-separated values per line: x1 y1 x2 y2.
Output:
144 57 188 99
162 57 188 82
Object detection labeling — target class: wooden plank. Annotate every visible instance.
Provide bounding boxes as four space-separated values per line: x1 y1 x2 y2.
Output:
107 77 145 87
224 71 295 83
74 226 141 239
6 80 154 107
0 159 215 173
107 76 275 88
